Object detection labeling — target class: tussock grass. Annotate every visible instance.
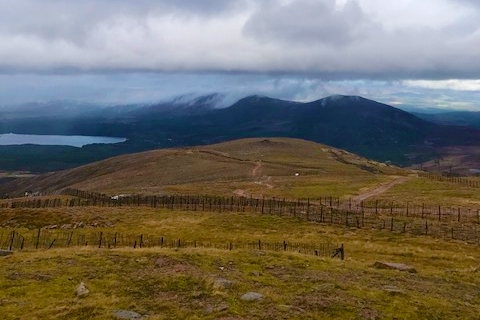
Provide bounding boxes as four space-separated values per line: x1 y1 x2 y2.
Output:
2 208 480 319
373 176 480 206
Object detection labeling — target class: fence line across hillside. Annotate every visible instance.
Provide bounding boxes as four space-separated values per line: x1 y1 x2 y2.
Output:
3 187 480 225
418 172 480 188
3 188 480 244
0 230 344 260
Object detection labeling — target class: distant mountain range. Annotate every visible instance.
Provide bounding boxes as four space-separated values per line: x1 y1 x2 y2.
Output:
413 111 480 129
1 94 480 172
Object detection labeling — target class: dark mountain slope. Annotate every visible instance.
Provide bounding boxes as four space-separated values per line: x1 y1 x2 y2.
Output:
414 111 480 129
1 94 480 172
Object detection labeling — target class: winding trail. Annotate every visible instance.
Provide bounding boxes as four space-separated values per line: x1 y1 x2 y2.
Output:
252 161 262 177
353 176 412 203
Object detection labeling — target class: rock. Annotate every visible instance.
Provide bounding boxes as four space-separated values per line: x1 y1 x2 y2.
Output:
373 261 417 273
0 250 13 257
240 292 263 302
75 282 89 297
205 305 214 314
113 309 142 319
215 302 229 312
250 270 261 277
214 278 234 290
383 286 405 295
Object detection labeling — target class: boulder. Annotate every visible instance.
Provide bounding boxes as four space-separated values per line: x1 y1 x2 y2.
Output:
214 278 234 290
373 261 417 273
75 282 89 297
0 250 13 257
240 292 263 302
113 310 142 319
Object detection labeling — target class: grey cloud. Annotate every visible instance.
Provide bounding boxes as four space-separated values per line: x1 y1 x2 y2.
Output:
244 0 377 46
0 0 247 43
0 0 479 80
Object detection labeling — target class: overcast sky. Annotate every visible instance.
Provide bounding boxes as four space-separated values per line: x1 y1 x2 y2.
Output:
0 0 479 110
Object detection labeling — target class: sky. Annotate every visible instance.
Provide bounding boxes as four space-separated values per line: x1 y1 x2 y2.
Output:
0 0 479 110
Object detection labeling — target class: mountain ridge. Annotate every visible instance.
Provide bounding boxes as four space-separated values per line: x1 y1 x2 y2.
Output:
1 94 479 172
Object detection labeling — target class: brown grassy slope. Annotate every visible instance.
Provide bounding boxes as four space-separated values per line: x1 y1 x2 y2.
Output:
3 208 480 319
0 138 405 198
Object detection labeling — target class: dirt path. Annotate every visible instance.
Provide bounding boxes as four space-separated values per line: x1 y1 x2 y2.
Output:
252 161 262 177
353 176 411 203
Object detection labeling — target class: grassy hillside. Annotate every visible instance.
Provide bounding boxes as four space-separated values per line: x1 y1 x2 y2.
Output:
2 137 480 319
0 138 405 199
2 207 480 319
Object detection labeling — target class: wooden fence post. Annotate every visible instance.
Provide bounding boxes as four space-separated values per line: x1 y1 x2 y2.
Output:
8 231 15 251
98 232 103 248
35 228 41 249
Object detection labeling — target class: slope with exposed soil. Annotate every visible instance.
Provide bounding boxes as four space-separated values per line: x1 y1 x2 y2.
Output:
0 138 405 198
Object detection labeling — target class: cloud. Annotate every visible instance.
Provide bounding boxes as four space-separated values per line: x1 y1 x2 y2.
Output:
243 0 377 47
404 80 480 91
0 0 478 80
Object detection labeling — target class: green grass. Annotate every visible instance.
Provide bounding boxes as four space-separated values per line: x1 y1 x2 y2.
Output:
2 207 480 319
373 176 480 206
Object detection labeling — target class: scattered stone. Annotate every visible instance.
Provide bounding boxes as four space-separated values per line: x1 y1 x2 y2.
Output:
250 270 261 277
373 261 417 273
75 282 89 297
240 292 263 302
113 309 142 319
215 302 229 312
0 250 13 257
205 305 214 314
383 286 405 295
61 224 72 229
278 305 293 312
214 278 234 290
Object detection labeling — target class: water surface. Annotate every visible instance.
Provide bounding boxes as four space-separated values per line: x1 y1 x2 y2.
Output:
0 133 127 147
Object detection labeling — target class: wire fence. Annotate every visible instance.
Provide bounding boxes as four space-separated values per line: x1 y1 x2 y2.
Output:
0 230 344 260
2 187 480 245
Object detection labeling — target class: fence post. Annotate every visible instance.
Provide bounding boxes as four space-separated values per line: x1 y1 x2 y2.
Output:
258 240 262 250
8 231 15 251
35 228 41 249
283 240 287 251
340 244 344 260
98 232 103 248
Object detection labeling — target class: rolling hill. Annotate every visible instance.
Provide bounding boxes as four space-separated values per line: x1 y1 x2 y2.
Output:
2 94 480 172
0 137 405 198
